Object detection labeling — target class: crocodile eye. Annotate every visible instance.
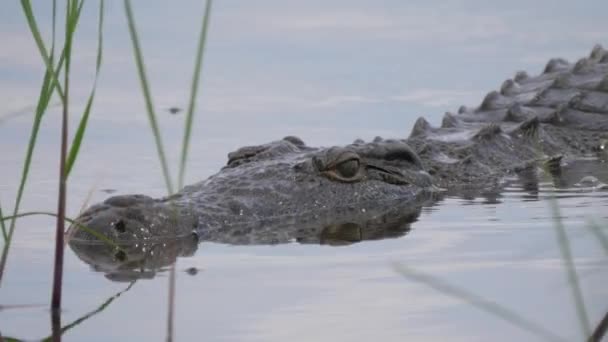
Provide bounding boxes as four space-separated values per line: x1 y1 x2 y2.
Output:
113 220 126 233
336 159 359 178
324 157 364 182
317 150 365 182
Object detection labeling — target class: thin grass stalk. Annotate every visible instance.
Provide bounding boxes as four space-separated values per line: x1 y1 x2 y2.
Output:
0 202 7 241
589 311 608 342
177 0 213 189
549 199 591 339
1 211 122 251
165 3 214 340
123 0 174 194
166 266 176 342
19 0 66 104
0 71 54 283
1 283 135 342
51 0 56 58
51 0 78 312
392 263 566 342
43 282 136 342
586 220 608 255
66 0 104 176
51 309 61 342
20 0 84 105
0 0 61 285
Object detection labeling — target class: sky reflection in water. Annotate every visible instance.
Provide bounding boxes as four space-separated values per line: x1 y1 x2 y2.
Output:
1 1 608 341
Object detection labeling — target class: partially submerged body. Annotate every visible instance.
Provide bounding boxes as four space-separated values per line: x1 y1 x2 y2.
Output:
68 46 608 277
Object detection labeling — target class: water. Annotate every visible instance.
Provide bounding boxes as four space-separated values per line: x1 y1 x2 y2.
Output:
1 1 608 341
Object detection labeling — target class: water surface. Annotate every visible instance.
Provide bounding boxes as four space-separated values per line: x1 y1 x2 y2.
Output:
1 1 608 341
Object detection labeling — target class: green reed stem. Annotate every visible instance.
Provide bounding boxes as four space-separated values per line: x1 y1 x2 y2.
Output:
589 311 608 342
66 0 105 176
393 263 566 342
2 282 135 342
549 199 591 339
586 220 608 256
0 201 7 241
46 281 136 342
177 0 213 189
19 0 69 104
123 0 174 194
51 0 81 312
1 211 122 251
0 0 63 285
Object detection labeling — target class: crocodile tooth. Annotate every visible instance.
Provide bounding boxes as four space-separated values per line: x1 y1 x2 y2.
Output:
410 117 432 137
543 58 570 74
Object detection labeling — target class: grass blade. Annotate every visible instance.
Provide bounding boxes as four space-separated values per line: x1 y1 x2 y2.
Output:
19 0 65 104
177 0 213 189
66 0 105 176
1 282 135 342
549 199 592 339
51 0 80 312
166 265 176 342
392 263 566 342
0 202 7 241
169 3 214 340
1 211 122 252
123 0 174 194
0 0 62 285
43 282 136 341
586 220 608 256
589 311 608 342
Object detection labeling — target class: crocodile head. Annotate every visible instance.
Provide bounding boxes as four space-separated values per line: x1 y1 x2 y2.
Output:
68 136 434 245
69 198 425 281
67 193 199 243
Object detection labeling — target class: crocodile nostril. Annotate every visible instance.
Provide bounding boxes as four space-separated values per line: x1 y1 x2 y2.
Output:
114 250 127 262
113 220 126 233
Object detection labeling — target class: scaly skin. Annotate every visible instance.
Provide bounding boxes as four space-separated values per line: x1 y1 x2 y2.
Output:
69 46 608 261
69 137 434 243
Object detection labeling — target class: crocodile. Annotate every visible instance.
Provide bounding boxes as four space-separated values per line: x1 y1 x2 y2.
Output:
68 46 608 275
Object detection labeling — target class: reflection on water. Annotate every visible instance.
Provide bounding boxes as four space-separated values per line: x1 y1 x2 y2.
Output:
2 160 607 341
69 200 425 281
67 158 608 286
1 282 136 342
2 0 608 340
